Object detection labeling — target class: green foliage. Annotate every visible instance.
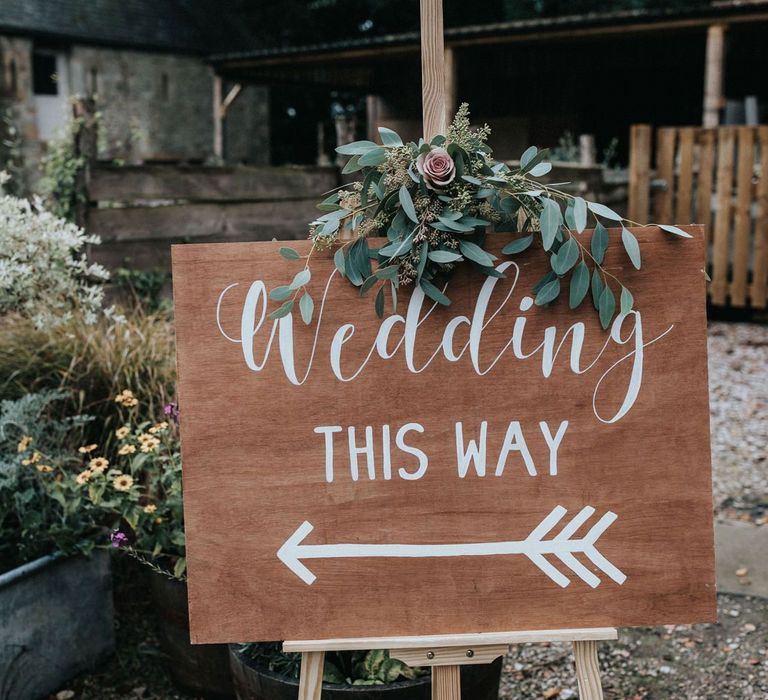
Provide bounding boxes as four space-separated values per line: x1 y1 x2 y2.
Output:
0 391 98 570
271 103 688 329
112 267 173 313
40 117 89 223
239 644 427 686
0 109 24 193
0 311 176 447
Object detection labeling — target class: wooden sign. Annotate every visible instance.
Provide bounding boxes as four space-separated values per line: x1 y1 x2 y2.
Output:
172 226 716 644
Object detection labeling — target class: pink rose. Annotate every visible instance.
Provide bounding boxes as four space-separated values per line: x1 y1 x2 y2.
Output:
416 147 456 190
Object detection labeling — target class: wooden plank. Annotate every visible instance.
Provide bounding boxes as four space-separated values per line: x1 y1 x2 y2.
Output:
574 640 604 700
297 651 324 700
675 128 696 223
653 128 676 223
751 126 768 308
729 127 755 306
628 124 652 223
696 129 716 249
711 127 736 305
703 24 726 128
654 128 676 222
173 228 715 643
431 666 460 700
87 199 321 242
392 644 507 667
284 628 618 652
420 0 447 138
88 165 338 202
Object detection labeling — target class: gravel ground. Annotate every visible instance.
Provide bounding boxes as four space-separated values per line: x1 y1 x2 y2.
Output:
499 593 768 700
708 322 768 520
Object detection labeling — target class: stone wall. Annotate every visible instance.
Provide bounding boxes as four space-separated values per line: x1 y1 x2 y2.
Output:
0 38 270 190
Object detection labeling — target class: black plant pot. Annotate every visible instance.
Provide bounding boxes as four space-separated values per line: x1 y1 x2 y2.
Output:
229 645 501 700
149 573 235 699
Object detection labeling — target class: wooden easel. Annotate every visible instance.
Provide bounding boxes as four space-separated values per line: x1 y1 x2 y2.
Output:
286 1 617 697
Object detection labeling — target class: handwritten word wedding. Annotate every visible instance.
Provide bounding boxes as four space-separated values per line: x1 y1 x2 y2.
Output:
216 260 674 482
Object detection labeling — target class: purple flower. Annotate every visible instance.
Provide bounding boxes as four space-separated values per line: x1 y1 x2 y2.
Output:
163 402 179 421
110 529 129 548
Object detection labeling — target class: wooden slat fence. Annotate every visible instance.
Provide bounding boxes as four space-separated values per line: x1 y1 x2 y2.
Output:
86 164 340 271
629 124 768 309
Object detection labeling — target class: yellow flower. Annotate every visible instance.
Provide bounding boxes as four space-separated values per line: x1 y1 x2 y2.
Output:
21 458 32 466
36 464 53 473
17 435 32 452
115 426 130 439
148 421 169 434
154 516 164 524
140 438 160 453
118 444 136 456
78 443 98 454
30 452 42 463
114 390 139 407
88 457 109 473
143 504 157 514
76 470 92 485
112 474 134 491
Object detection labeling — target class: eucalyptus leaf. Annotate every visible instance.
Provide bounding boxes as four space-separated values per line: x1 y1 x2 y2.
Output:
529 161 552 177
502 234 533 255
620 286 634 315
573 197 588 233
358 147 387 167
341 154 363 174
658 224 693 238
533 270 557 294
269 299 294 320
591 221 609 264
416 240 428 282
535 277 561 306
540 198 563 251
621 227 642 270
591 269 603 310
279 246 300 260
359 275 378 296
399 185 419 223
269 285 292 301
552 237 579 275
428 250 463 263
420 279 450 306
569 261 590 309
299 291 314 325
459 240 496 267
520 145 538 169
289 269 310 290
375 265 400 280
378 126 402 147
336 140 379 155
334 248 346 278
587 201 622 221
374 286 385 318
598 285 616 329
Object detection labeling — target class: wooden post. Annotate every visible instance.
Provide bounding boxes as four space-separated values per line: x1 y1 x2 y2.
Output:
703 24 727 128
420 0 447 139
443 46 457 127
432 666 460 700
298 650 325 700
573 640 604 700
213 73 223 160
628 124 652 223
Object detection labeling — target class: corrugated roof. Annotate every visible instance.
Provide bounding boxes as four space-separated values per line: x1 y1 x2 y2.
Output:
0 0 250 54
209 1 768 64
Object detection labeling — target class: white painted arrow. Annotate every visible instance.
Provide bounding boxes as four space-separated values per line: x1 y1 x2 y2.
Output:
277 505 627 587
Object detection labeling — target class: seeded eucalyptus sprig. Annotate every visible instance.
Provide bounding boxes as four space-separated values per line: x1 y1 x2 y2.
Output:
271 104 691 329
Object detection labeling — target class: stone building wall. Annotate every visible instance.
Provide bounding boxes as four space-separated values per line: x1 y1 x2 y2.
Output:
0 38 270 190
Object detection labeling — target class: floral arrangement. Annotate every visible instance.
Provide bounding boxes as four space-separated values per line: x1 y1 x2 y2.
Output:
270 105 690 329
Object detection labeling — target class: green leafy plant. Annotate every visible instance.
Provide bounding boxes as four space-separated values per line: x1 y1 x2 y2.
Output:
112 267 173 313
272 104 691 330
0 391 98 570
40 115 90 223
240 644 426 686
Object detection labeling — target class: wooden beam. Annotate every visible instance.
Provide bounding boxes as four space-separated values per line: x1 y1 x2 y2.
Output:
703 24 727 127
220 83 243 117
444 45 457 125
420 0 447 139
213 73 224 160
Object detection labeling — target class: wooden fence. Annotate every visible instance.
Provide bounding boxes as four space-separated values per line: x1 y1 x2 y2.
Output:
628 124 768 308
86 164 339 271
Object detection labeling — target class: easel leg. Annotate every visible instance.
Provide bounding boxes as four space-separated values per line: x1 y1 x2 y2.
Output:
573 640 604 700
298 651 325 700
431 664 461 700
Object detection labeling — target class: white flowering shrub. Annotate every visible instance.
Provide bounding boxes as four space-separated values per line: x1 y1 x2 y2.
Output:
0 173 110 327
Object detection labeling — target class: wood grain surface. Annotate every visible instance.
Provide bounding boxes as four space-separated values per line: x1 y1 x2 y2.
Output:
172 227 715 643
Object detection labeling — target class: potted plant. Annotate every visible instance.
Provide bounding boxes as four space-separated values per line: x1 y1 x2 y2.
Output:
228 644 502 700
0 391 114 700
78 395 234 699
